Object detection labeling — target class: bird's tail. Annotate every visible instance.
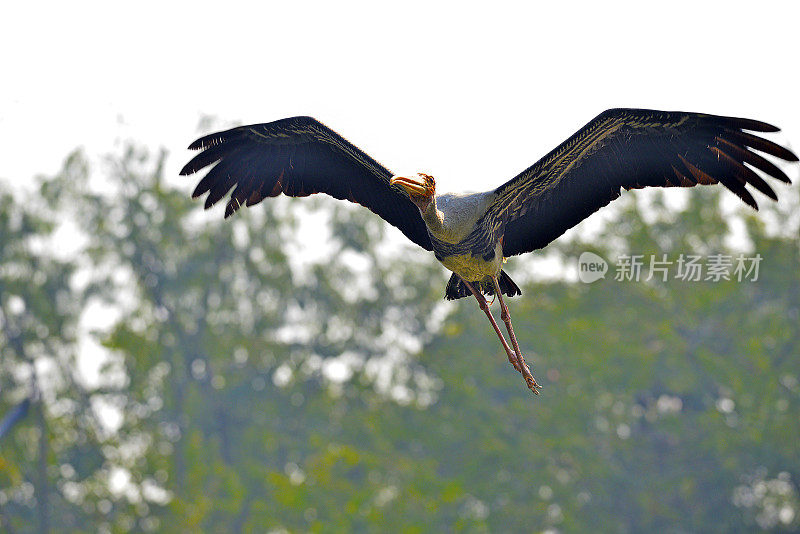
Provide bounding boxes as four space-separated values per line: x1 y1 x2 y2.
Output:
444 271 522 301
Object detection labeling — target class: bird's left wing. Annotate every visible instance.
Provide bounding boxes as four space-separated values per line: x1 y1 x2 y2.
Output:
181 116 433 251
485 108 796 257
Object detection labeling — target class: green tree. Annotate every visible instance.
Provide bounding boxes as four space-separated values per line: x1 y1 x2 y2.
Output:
57 143 446 531
0 159 112 532
2 143 797 532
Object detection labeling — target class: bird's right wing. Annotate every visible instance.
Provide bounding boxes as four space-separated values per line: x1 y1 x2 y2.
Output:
181 116 433 251
485 108 796 257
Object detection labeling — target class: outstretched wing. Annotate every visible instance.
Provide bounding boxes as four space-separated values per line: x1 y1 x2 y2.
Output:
488 108 796 257
181 116 433 251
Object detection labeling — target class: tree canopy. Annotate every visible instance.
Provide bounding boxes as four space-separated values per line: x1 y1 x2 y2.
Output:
1 144 798 532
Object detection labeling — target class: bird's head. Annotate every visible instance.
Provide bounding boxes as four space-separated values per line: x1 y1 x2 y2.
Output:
390 173 436 211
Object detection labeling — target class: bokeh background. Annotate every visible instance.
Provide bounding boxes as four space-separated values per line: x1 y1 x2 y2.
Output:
2 2 799 532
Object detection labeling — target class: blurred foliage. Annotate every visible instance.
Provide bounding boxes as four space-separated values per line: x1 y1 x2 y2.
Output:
0 144 798 532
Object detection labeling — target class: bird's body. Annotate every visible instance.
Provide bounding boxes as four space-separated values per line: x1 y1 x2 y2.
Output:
414 192 523 299
437 240 503 285
416 190 505 285
182 109 797 394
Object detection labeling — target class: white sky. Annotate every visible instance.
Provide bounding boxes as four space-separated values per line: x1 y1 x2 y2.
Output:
3 1 799 196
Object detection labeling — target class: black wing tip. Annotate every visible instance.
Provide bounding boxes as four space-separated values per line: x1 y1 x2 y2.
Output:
762 186 779 202
724 116 781 133
743 193 759 210
737 130 799 162
188 133 227 151
179 162 197 176
188 137 210 150
224 198 241 218
190 184 206 199
746 187 776 207
710 114 798 162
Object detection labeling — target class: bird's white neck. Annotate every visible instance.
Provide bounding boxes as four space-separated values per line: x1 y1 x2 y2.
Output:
419 191 497 244
419 196 446 234
419 195 465 244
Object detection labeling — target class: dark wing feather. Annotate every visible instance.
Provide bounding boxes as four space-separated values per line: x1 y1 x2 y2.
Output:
489 108 796 257
181 116 433 251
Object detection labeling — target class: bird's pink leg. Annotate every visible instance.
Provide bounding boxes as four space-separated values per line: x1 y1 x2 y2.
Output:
491 276 542 394
459 277 523 374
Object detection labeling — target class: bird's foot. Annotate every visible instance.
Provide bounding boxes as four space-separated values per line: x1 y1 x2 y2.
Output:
510 351 542 395
522 367 542 395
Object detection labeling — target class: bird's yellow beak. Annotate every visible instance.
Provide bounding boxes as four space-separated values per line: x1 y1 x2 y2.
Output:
390 175 429 196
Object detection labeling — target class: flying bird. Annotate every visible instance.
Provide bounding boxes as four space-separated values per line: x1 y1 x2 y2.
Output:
181 109 797 393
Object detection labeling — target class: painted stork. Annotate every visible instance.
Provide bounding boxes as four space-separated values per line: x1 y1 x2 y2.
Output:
181 109 797 394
